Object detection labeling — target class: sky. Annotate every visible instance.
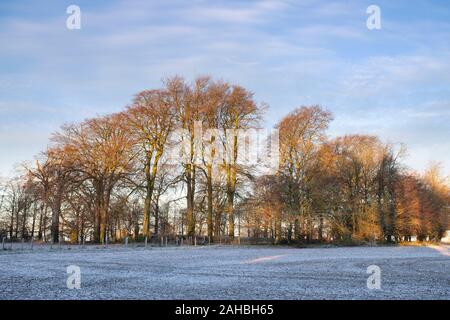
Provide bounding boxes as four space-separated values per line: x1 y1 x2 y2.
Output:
0 0 449 178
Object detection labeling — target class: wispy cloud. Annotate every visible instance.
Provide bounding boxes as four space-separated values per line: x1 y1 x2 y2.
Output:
0 0 450 177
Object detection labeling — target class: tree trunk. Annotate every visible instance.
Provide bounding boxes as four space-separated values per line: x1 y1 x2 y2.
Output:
37 210 43 240
186 163 196 237
51 198 61 243
143 190 152 237
143 152 161 237
9 203 14 239
99 204 107 244
143 160 156 237
93 181 104 243
31 203 37 239
207 165 214 241
227 190 235 239
99 189 112 244
14 203 19 238
287 223 293 242
51 179 65 244
275 214 282 243
21 199 28 238
294 218 300 241
318 216 324 242
154 204 159 236
214 210 221 240
42 215 47 241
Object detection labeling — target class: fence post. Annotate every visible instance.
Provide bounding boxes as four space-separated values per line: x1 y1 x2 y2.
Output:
125 236 128 247
2 237 5 250
30 237 34 250
165 236 168 247
194 236 197 246
160 237 163 247
181 237 183 246
105 234 108 248
144 236 148 248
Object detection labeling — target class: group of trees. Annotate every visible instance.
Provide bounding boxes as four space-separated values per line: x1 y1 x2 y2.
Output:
248 120 449 243
0 76 448 244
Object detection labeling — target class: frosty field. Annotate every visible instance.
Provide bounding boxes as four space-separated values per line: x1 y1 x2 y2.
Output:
0 245 449 300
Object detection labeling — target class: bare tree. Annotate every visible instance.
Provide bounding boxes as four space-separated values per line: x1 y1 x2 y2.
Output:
126 89 176 237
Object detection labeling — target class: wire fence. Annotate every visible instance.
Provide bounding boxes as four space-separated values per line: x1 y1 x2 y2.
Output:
0 235 227 252
0 235 310 252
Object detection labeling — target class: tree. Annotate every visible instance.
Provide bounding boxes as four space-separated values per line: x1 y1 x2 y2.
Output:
277 106 332 242
165 76 199 237
218 85 263 240
126 89 176 237
1 75 448 246
53 113 135 243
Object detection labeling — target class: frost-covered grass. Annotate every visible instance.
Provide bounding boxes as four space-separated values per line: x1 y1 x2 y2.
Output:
0 245 449 300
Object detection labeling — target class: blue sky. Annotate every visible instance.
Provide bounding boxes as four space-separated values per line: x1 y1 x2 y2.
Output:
0 0 450 178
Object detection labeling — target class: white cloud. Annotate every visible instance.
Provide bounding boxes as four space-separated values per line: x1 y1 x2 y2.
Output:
337 54 450 100
294 24 364 40
184 0 290 24
0 0 450 178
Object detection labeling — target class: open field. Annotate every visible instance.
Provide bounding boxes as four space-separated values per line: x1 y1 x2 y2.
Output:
0 245 449 300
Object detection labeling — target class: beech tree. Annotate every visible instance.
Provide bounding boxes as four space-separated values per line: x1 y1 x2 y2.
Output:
126 89 176 237
1 76 448 245
277 106 332 242
218 85 263 240
165 76 200 237
53 113 135 243
29 147 76 243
